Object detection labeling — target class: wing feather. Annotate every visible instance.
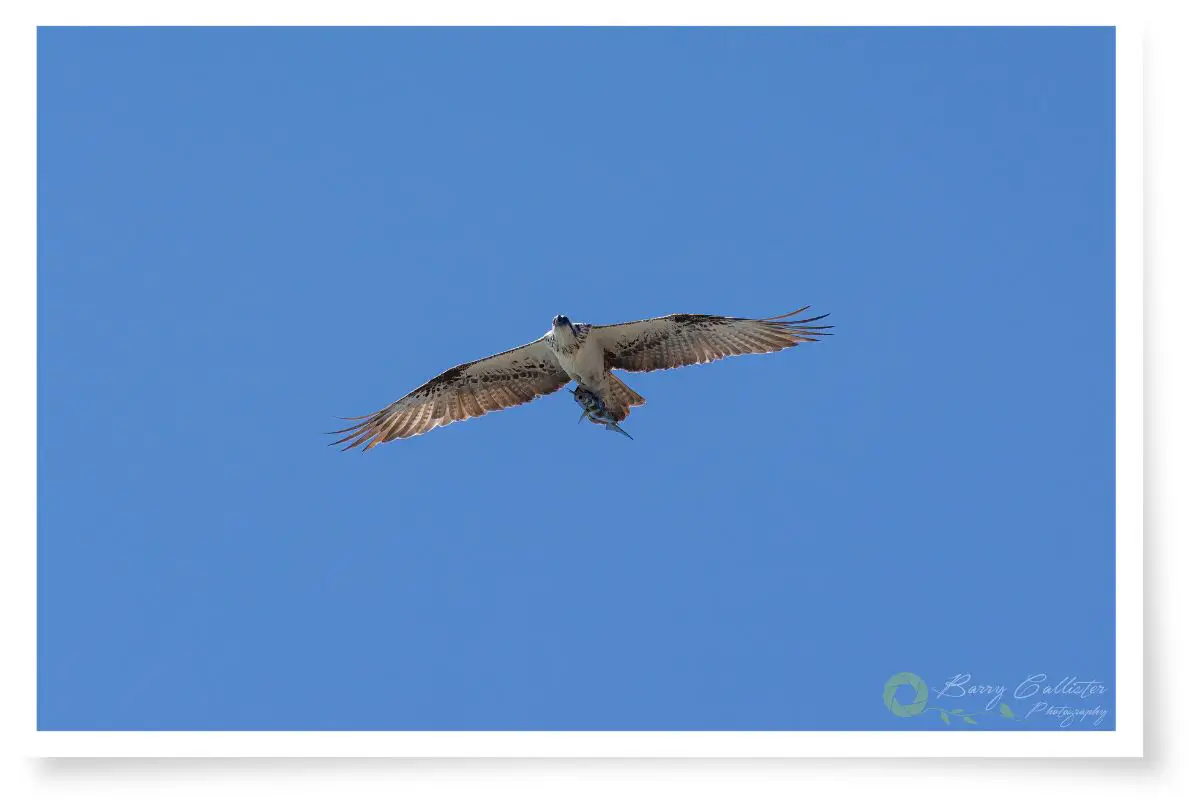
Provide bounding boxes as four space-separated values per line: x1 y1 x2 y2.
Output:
329 338 569 450
592 306 832 373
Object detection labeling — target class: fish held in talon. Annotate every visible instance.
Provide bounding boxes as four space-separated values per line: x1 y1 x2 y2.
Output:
571 386 635 440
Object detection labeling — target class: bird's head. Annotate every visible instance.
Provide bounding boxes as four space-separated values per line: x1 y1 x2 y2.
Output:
550 314 580 346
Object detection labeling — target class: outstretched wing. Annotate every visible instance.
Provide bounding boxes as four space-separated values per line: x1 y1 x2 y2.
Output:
591 306 832 373
330 338 569 450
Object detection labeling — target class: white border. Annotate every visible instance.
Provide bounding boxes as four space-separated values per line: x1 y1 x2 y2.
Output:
1112 15 1144 762
13 5 1142 759
25 730 1143 758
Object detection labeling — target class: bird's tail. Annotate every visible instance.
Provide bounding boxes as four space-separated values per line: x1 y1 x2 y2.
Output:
601 374 646 422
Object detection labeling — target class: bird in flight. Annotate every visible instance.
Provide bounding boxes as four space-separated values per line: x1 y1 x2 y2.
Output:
329 306 832 450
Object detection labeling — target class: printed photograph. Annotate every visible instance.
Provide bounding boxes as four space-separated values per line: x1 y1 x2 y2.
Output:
38 26 1117 733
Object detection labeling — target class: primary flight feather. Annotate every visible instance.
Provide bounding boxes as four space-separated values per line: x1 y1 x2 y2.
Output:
329 306 831 450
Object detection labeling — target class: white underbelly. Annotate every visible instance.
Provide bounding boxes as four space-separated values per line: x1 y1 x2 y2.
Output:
556 337 606 389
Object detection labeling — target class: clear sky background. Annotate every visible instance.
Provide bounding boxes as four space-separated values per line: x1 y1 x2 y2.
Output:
38 27 1115 730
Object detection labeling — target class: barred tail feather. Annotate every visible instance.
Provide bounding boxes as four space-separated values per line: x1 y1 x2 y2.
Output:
601 374 646 421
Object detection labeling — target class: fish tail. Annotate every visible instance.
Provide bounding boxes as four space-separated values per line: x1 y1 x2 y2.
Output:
606 421 634 440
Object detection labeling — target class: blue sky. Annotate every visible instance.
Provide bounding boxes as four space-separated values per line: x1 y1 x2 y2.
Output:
38 27 1115 730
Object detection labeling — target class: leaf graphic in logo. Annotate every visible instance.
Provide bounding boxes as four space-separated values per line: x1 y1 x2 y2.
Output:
951 709 964 714
940 711 950 725
963 716 978 725
1000 703 1014 719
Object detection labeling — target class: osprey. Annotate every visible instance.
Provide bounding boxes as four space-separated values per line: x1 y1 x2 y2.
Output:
330 306 831 450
